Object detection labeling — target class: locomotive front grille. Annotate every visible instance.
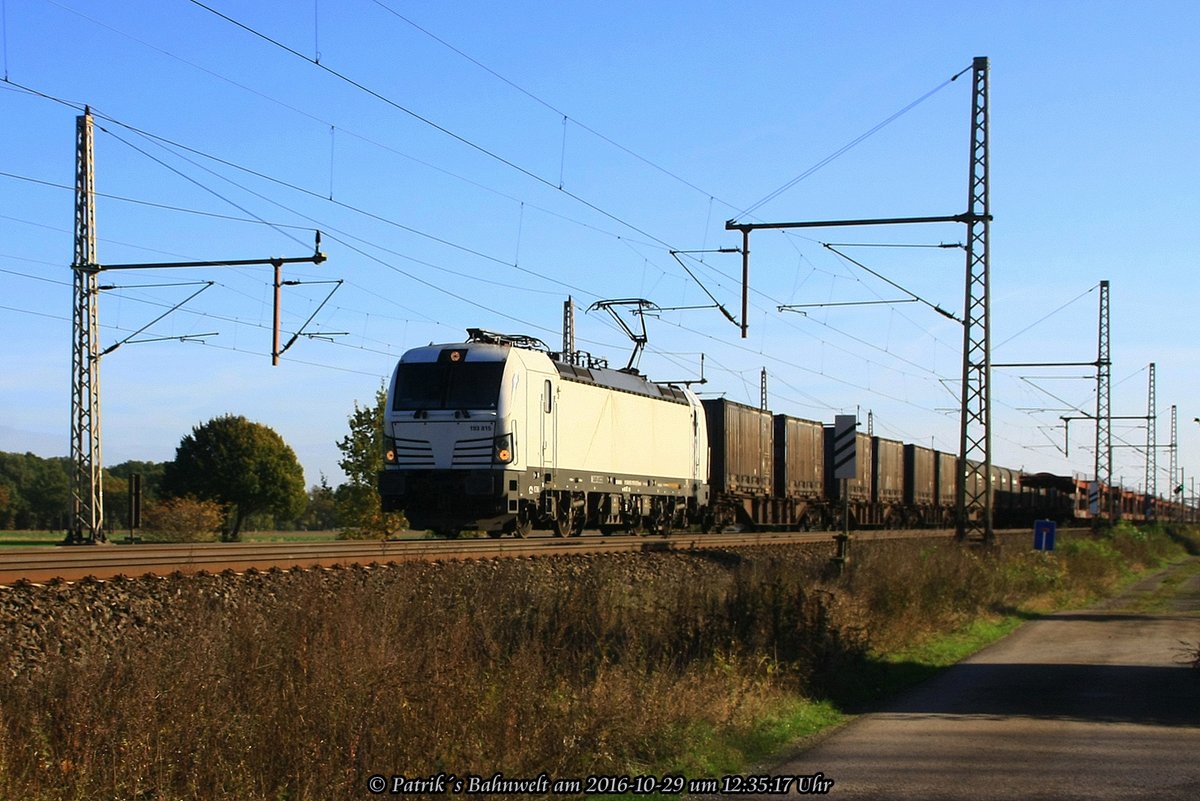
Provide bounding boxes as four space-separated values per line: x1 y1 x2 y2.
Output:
452 435 494 466
393 437 434 466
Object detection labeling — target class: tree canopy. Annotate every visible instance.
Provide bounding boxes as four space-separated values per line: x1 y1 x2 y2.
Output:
0 452 170 532
336 387 405 538
164 414 306 540
0 452 70 530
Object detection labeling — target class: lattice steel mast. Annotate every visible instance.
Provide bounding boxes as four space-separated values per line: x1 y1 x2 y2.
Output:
562 296 576 364
1145 362 1156 516
722 58 994 543
67 108 103 545
1169 405 1178 519
1094 279 1112 521
955 56 993 544
64 109 327 544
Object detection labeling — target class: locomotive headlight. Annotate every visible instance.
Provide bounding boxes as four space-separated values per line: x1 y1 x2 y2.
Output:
384 443 397 464
494 433 514 464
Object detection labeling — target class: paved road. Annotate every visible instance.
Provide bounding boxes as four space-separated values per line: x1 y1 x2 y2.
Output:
747 559 1200 800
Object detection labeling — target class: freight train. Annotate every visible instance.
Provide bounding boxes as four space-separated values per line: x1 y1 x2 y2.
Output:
377 330 1183 537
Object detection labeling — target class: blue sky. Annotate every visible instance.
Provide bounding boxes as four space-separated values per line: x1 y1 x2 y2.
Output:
1 0 1196 496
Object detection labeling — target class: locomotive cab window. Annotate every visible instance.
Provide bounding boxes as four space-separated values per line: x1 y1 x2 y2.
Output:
544 379 553 413
392 361 506 410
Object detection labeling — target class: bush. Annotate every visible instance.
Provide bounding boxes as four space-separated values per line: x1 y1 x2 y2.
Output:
140 496 224 542
334 484 406 539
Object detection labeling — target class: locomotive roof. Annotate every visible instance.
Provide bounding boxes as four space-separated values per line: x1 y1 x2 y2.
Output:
401 337 691 404
552 359 691 404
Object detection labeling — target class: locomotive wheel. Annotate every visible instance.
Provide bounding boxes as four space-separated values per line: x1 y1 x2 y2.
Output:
553 509 583 538
553 494 586 537
552 507 570 537
513 520 532 538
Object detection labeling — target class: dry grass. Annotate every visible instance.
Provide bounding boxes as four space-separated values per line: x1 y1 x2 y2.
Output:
0 525 1193 801
0 550 849 800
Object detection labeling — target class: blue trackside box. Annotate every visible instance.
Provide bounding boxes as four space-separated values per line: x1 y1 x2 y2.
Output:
1034 519 1056 551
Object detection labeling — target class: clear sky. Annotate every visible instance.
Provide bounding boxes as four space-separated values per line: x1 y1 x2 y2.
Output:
1 0 1196 498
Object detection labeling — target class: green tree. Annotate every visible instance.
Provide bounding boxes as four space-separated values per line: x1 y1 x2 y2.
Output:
163 415 306 541
336 387 406 538
298 475 340 531
0 452 71 529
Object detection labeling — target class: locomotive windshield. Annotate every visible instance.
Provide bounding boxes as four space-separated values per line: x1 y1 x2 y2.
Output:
392 361 505 410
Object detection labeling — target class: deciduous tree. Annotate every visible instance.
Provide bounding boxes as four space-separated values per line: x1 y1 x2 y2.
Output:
336 387 406 538
298 475 339 531
164 415 306 540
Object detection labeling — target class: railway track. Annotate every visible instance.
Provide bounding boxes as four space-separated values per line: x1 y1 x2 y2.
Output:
0 528 965 586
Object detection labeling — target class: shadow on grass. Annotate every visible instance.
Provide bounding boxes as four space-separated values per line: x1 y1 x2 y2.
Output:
1166 527 1200 556
988 604 1046 622
816 652 944 714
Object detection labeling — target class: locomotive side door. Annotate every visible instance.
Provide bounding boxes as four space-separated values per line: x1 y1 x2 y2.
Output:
539 376 557 471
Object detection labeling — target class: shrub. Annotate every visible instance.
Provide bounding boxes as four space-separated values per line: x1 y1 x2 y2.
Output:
140 496 224 542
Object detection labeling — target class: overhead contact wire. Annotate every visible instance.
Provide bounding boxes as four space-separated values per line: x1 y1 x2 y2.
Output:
370 0 731 205
188 1 684 254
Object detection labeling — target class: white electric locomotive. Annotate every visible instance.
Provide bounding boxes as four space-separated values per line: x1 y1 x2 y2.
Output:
378 329 709 537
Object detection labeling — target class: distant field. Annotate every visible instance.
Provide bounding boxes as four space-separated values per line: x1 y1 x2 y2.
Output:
0 531 62 548
0 530 342 548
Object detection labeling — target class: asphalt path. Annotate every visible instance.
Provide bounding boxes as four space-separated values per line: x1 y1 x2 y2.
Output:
740 558 1200 800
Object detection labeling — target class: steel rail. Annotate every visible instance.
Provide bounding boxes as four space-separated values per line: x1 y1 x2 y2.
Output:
0 528 962 586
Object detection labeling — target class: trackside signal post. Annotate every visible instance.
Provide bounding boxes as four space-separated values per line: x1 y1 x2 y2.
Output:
831 415 857 573
67 108 327 545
